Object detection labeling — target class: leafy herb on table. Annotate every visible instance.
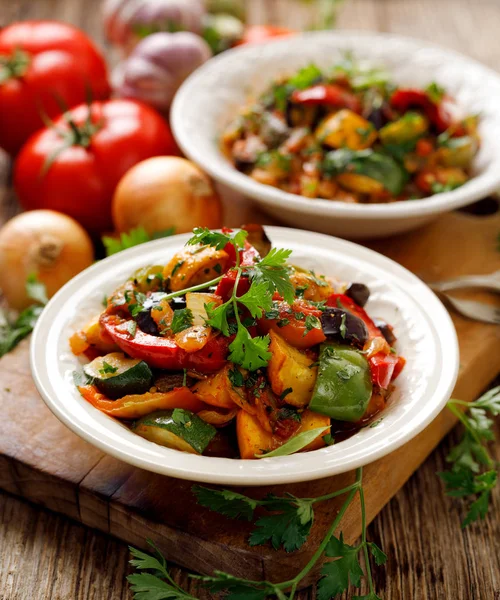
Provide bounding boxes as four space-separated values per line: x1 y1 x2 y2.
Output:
0 274 47 358
102 226 175 256
439 387 500 527
129 467 386 599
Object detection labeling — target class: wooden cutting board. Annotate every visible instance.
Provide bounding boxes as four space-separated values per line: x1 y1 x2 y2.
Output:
0 206 499 587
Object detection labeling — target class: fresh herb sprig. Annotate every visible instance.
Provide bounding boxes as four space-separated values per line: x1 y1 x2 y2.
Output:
102 226 175 256
0 274 48 358
185 227 294 371
438 387 500 527
128 467 386 600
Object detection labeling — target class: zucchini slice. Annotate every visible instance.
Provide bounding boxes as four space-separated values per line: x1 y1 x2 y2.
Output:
133 409 217 454
84 352 153 399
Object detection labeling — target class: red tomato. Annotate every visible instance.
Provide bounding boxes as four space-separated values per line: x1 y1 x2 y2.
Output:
14 99 180 234
237 25 295 45
258 299 326 349
0 21 110 155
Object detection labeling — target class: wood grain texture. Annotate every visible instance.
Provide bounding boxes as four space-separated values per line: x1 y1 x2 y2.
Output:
0 0 500 599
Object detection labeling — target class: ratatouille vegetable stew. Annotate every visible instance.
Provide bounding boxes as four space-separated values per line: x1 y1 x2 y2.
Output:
221 57 480 203
70 225 405 459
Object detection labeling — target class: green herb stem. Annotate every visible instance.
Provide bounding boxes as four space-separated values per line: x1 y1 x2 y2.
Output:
162 275 224 302
447 401 494 468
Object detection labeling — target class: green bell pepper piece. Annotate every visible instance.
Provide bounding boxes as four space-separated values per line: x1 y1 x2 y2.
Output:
309 343 373 422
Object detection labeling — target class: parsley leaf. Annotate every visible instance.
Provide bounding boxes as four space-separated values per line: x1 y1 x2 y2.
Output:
26 273 48 305
228 328 271 371
318 533 364 600
170 308 194 334
237 282 274 318
248 248 294 304
187 227 248 251
304 314 322 336
205 302 231 336
288 63 323 89
228 367 245 388
192 486 258 521
199 572 272 600
99 361 118 375
103 227 174 256
249 495 314 552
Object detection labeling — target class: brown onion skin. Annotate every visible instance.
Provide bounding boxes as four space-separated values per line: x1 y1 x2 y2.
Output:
112 156 223 235
0 210 94 310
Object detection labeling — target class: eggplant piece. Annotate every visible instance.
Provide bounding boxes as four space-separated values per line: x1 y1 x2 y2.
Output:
260 113 290 148
135 310 159 336
320 307 368 347
242 223 271 257
345 282 370 307
373 318 397 345
232 136 267 172
154 372 196 392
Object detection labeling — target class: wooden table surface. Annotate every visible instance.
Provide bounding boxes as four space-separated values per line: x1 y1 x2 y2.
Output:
0 1 499 599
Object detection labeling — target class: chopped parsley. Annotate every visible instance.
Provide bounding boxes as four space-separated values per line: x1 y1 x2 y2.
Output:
170 308 194 334
99 361 118 375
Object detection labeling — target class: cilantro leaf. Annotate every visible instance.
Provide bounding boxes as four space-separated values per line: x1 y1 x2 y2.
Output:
26 273 48 305
170 308 194 334
127 572 185 600
288 63 323 89
461 488 494 528
192 486 258 521
237 282 274 318
249 495 314 552
228 328 271 371
317 534 364 600
99 361 118 375
474 386 500 415
248 248 294 304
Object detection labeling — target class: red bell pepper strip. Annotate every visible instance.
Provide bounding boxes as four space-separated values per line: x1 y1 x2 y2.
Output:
100 314 228 372
291 84 362 114
78 385 205 418
390 88 464 134
214 269 251 302
369 352 399 389
326 294 382 339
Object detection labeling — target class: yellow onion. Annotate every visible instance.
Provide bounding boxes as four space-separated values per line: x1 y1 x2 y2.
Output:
112 156 223 235
0 210 94 310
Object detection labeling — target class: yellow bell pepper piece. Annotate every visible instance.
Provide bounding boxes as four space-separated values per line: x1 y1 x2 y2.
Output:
316 109 377 150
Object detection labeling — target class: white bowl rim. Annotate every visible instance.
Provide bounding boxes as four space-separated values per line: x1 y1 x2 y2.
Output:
30 227 459 486
172 30 500 221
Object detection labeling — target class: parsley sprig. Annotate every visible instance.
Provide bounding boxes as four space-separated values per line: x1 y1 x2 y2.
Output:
128 468 386 600
185 228 294 371
438 387 499 527
0 274 48 358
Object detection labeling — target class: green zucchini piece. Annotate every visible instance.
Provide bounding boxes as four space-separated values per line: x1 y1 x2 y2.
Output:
379 112 428 145
322 148 407 195
83 352 153 399
133 409 217 454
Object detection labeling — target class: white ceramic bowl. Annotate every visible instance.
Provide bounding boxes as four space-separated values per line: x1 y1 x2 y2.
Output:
172 31 500 239
30 227 458 485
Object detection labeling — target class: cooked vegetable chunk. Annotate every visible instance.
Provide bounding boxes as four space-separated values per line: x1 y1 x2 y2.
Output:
133 409 217 454
316 109 377 150
83 352 153 399
237 409 274 459
267 331 317 407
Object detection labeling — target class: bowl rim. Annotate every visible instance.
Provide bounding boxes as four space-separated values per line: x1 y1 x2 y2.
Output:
172 29 500 220
30 227 459 485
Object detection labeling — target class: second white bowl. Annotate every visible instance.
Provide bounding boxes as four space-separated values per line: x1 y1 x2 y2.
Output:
172 31 500 239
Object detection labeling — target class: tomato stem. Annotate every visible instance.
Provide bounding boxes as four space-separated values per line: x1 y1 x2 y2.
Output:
0 48 30 84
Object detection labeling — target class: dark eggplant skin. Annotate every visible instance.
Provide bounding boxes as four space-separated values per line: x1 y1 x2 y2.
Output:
320 307 368 347
135 310 159 336
345 283 370 308
373 318 397 345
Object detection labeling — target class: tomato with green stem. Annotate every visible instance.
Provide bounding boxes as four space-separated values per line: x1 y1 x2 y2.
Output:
0 20 110 155
13 99 179 234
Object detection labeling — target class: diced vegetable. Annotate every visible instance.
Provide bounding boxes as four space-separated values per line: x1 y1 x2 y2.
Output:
436 136 478 168
267 331 317 407
323 149 407 196
186 292 222 326
69 314 117 357
83 352 153 399
133 409 217 454
192 365 244 409
379 112 429 145
336 173 385 195
296 409 331 452
291 85 361 113
174 325 212 353
236 409 274 459
78 385 205 418
163 246 229 292
315 109 377 150
309 343 373 422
